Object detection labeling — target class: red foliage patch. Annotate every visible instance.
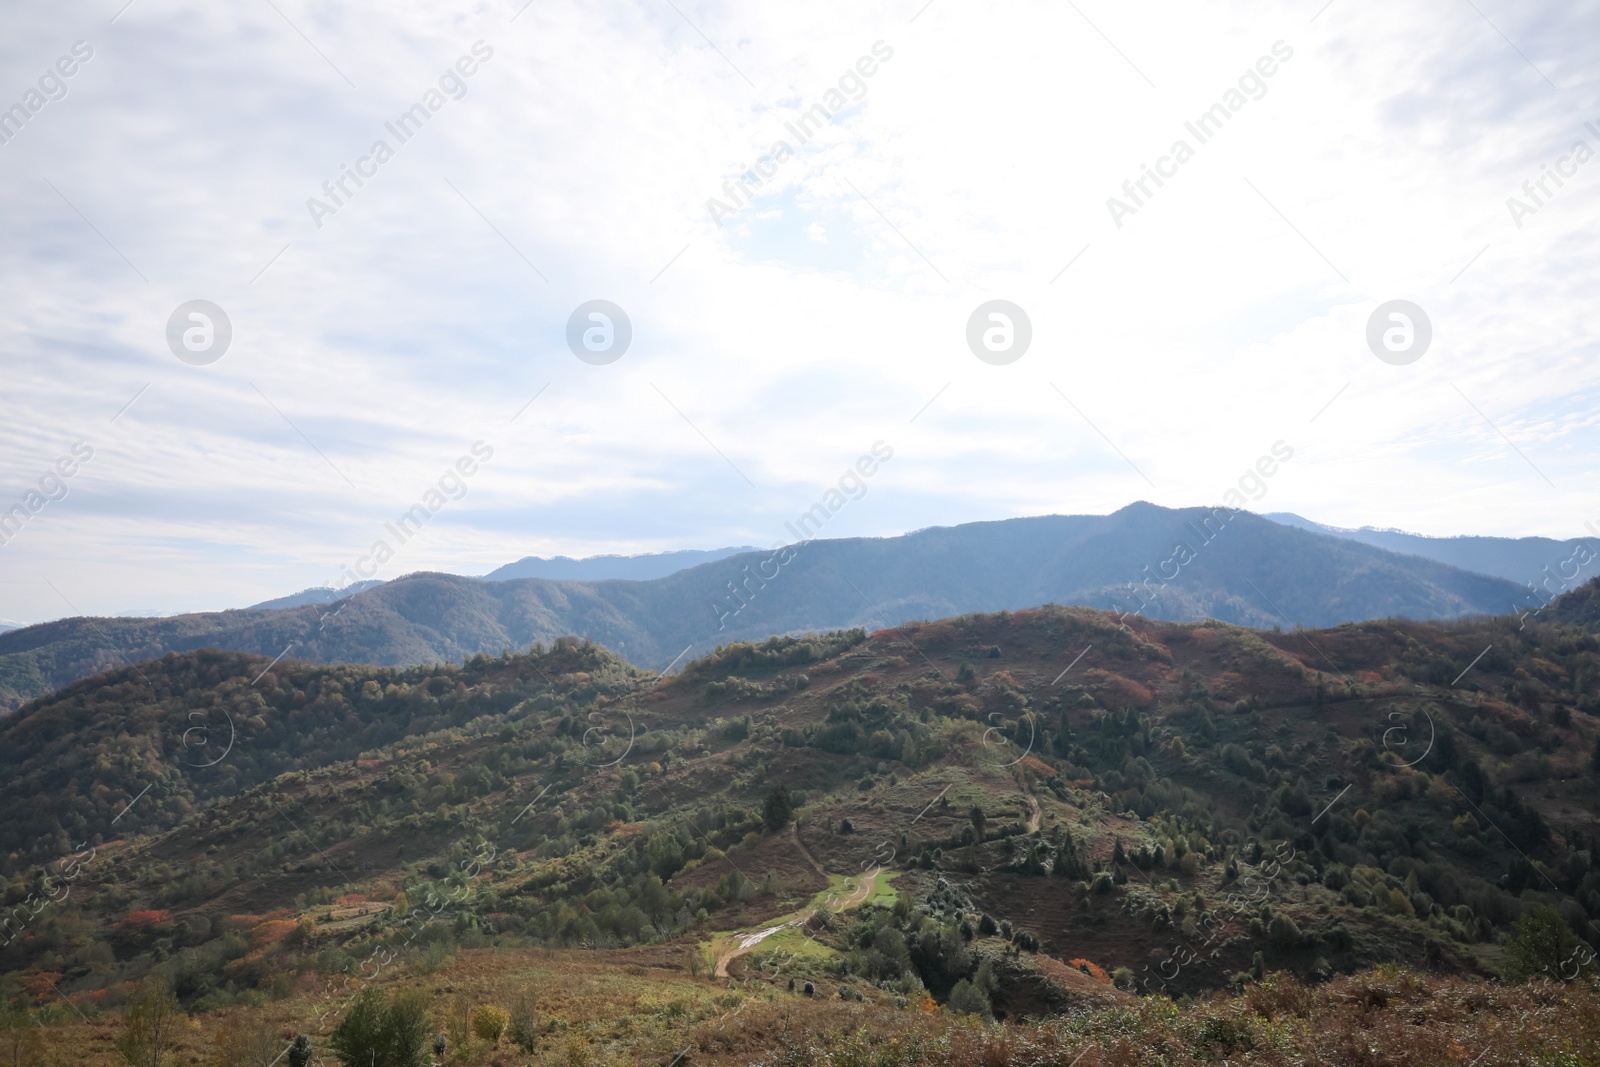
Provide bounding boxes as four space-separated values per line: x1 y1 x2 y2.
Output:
1068 958 1112 984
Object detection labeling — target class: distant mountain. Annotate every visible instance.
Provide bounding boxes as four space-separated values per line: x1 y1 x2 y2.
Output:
248 580 386 610
0 505 1533 710
483 546 757 582
0 620 19 634
1264 512 1599 588
237 551 748 613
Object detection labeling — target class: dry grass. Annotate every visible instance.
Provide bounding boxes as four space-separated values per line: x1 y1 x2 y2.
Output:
30 950 1600 1067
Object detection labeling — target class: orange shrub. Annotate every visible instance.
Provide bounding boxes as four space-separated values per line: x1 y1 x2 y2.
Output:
252 919 298 947
1068 958 1112 984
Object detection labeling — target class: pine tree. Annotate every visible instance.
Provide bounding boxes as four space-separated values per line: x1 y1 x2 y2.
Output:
762 786 793 831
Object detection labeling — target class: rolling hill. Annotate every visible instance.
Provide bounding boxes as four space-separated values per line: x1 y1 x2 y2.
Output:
0 505 1533 711
0 589 1597 1063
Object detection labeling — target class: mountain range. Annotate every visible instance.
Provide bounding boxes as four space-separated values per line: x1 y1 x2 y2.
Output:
1264 512 1599 586
483 545 756 581
0 504 1556 712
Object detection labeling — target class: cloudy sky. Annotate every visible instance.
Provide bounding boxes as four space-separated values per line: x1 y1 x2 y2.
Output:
1 0 1597 622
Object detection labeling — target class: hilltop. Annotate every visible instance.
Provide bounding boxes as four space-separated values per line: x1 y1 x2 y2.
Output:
0 505 1535 711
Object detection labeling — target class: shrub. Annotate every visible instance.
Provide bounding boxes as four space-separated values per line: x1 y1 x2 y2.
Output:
471 1004 508 1046
507 993 537 1053
1504 905 1586 981
1268 915 1301 949
946 978 991 1020
210 1017 281 1067
0 1006 46 1066
116 977 184 1067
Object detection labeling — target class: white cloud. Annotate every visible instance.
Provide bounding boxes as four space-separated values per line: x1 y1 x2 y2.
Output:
0 0 1597 622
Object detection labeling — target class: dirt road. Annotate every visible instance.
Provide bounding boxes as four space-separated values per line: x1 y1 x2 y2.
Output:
713 866 882 977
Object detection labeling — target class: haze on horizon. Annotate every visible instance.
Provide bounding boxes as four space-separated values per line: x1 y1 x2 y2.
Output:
1 0 1598 624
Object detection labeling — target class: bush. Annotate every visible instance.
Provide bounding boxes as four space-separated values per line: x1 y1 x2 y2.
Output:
946 978 992 1020
471 1004 508 1046
116 977 184 1067
210 1017 281 1067
507 993 538 1053
1504 905 1586 981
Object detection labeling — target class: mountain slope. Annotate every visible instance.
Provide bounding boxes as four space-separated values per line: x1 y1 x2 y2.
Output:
0 505 1529 710
483 545 756 581
2 596 1597 1031
1265 512 1599 587
248 579 385 610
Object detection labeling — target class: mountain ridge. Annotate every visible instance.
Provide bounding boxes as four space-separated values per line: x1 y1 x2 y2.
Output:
0 505 1534 711
1264 511 1600 587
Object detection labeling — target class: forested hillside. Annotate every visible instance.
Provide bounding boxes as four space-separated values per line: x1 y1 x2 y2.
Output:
0 586 1597 1063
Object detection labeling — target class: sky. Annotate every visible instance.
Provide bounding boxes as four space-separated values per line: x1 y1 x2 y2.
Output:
1 0 1598 623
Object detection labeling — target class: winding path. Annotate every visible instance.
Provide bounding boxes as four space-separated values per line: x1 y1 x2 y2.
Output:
791 822 829 880
713 866 882 977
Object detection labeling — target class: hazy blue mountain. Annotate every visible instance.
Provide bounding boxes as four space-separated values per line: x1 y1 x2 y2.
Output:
248 580 386 610
1263 512 1598 588
0 504 1529 709
483 547 757 582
